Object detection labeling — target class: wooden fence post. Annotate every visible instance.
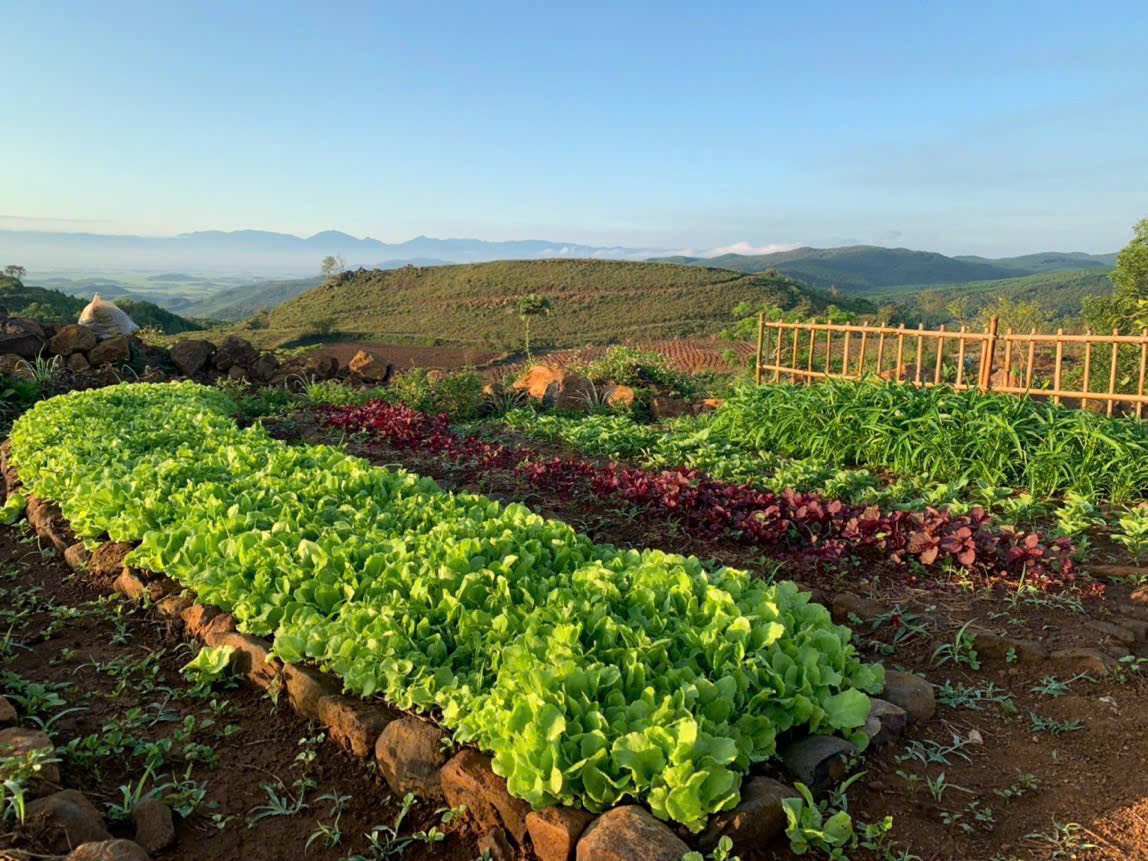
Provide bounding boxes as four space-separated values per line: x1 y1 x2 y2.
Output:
858 322 869 377
754 312 765 385
772 321 783 382
1053 328 1064 405
955 325 968 388
895 324 905 382
1108 328 1120 417
914 324 924 385
1081 329 1093 410
934 325 946 385
790 326 800 383
1139 328 1148 420
805 322 816 379
1025 327 1037 391
980 315 999 390
1002 329 1014 390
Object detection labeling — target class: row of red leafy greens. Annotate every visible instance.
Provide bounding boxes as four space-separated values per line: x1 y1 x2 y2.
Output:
320 400 1088 595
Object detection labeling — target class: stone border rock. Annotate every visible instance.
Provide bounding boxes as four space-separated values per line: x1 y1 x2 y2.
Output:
1 446 932 861
0 314 350 390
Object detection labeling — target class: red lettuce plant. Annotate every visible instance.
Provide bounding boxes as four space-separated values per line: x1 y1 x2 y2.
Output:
322 401 1087 594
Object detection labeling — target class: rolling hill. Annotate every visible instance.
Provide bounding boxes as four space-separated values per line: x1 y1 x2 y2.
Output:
874 268 1115 323
954 251 1117 273
183 276 322 321
652 245 1116 293
256 259 872 349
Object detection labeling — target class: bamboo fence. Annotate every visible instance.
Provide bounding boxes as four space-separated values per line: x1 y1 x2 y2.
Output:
753 315 1148 417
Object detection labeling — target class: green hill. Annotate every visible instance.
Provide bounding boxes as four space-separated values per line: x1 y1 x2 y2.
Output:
258 259 872 348
185 276 322 321
0 277 206 334
651 245 1020 292
875 268 1114 323
954 251 1117 273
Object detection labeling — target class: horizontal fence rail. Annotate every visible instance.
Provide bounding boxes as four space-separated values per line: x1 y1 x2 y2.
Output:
754 314 1148 417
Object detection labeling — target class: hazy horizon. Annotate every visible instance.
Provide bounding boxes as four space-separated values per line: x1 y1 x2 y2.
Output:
0 224 1122 279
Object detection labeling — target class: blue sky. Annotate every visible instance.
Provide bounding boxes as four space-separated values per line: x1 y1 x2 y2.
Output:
2 0 1146 255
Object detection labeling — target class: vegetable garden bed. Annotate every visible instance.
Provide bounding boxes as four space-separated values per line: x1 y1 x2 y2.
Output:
3 382 910 859
8 377 1148 860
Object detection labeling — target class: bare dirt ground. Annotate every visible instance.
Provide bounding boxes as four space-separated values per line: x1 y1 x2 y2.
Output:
0 524 482 860
312 341 506 373
310 338 753 377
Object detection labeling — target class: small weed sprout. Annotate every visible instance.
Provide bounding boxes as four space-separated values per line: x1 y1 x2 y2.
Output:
1028 713 1084 736
931 621 980 670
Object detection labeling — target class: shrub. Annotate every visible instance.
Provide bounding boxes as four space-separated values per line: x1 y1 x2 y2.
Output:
1 375 40 406
580 346 697 398
381 369 486 420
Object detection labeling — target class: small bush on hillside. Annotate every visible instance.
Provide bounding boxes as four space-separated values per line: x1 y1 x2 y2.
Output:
1 375 40 405
242 311 270 330
579 346 698 398
720 301 856 344
135 325 166 346
381 369 486 420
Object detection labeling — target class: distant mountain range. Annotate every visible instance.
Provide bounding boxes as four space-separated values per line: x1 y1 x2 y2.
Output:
651 245 1117 293
1 229 1120 325
953 251 1118 274
2 229 1117 286
0 228 661 273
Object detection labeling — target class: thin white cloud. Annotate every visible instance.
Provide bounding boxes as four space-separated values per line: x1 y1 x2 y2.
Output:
694 241 797 258
0 214 111 228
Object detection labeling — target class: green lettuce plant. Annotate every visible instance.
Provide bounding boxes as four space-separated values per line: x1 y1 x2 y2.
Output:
0 491 25 526
783 782 854 858
181 645 236 691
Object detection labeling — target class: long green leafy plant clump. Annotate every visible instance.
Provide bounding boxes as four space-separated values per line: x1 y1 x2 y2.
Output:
10 383 883 831
708 379 1148 504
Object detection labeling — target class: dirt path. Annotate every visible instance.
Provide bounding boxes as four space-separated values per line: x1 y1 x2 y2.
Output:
310 341 506 373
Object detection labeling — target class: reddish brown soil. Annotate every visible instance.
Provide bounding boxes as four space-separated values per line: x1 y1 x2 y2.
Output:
520 339 753 375
289 414 1148 861
0 525 485 861
310 338 753 377
312 341 506 373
